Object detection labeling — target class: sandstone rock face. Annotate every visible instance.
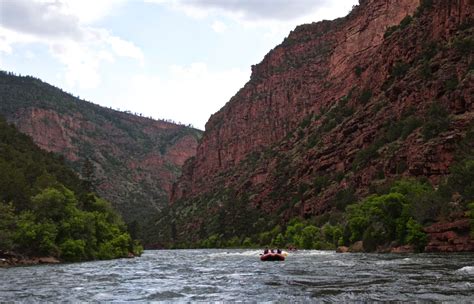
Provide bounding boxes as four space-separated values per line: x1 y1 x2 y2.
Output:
172 0 473 247
0 73 201 243
424 219 474 252
179 0 419 197
349 241 365 253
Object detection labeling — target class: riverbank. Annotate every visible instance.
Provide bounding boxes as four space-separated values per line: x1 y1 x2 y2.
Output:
0 251 60 267
336 217 474 254
0 251 138 267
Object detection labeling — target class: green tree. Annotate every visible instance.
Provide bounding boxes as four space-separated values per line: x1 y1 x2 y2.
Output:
273 233 286 248
0 202 16 251
81 158 97 192
447 160 474 203
301 225 320 249
405 218 428 252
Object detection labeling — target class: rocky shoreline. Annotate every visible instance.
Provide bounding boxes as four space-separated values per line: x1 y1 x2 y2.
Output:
336 217 474 254
0 251 138 268
0 252 60 267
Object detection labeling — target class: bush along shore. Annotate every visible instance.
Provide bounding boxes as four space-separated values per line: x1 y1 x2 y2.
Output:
0 117 143 267
174 159 474 253
157 176 473 253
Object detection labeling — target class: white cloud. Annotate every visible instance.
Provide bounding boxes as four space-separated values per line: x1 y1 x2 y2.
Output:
211 20 227 33
0 0 142 89
115 63 250 129
49 41 105 89
57 0 127 24
146 0 358 48
146 0 358 23
103 31 145 65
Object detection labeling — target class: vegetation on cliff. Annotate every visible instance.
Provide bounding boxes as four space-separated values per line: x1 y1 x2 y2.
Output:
0 71 202 245
0 116 142 262
164 0 473 251
159 155 473 251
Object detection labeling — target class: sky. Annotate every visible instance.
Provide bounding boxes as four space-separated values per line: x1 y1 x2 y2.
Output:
0 0 358 130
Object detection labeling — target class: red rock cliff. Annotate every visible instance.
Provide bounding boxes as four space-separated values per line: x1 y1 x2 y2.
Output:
174 0 417 199
171 0 473 246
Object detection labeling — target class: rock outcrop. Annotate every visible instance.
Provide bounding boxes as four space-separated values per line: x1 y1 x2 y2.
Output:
424 218 474 252
169 0 473 247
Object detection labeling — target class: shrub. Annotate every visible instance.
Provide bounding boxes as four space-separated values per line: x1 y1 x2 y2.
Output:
421 41 439 61
363 222 390 252
346 192 407 245
226 236 241 248
381 115 421 143
422 102 450 140
384 15 413 39
313 175 330 193
352 144 379 171
414 0 433 17
14 212 59 256
301 225 320 249
96 233 131 260
405 218 428 252
358 89 372 104
333 188 356 211
391 61 410 78
384 25 399 39
400 116 422 139
242 237 254 248
322 224 343 247
399 15 413 30
272 233 285 248
445 77 459 91
60 239 86 262
300 114 313 129
307 133 320 149
391 179 443 224
0 203 16 251
447 160 474 203
469 202 474 238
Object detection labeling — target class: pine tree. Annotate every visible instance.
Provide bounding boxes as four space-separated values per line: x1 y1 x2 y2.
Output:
81 158 96 192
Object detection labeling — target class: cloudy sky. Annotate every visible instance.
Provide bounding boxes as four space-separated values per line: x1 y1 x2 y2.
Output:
0 0 358 129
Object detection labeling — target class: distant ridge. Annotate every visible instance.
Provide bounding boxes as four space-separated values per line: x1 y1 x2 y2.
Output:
0 71 202 244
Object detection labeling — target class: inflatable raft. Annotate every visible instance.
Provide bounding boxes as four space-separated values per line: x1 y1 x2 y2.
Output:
260 253 285 261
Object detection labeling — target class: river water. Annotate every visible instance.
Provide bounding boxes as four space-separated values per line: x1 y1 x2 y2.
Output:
1 250 473 302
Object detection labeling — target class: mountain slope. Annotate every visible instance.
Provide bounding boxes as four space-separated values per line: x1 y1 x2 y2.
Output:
168 0 473 249
0 72 202 244
0 116 142 263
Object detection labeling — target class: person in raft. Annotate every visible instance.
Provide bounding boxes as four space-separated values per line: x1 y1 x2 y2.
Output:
263 248 269 254
277 249 282 254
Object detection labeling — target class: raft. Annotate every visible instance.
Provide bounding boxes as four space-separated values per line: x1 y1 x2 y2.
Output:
260 253 285 261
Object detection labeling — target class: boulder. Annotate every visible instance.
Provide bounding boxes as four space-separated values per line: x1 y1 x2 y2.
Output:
349 241 364 253
336 246 349 253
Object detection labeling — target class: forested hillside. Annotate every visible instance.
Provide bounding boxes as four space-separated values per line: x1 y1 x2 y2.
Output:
0 71 202 244
0 116 142 263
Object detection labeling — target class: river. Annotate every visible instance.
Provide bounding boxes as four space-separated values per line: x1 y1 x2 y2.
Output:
1 250 473 301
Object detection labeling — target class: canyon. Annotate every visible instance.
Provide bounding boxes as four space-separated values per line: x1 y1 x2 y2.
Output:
169 0 473 250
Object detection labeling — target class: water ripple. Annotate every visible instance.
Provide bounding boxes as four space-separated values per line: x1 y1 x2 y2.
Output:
1 250 474 301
